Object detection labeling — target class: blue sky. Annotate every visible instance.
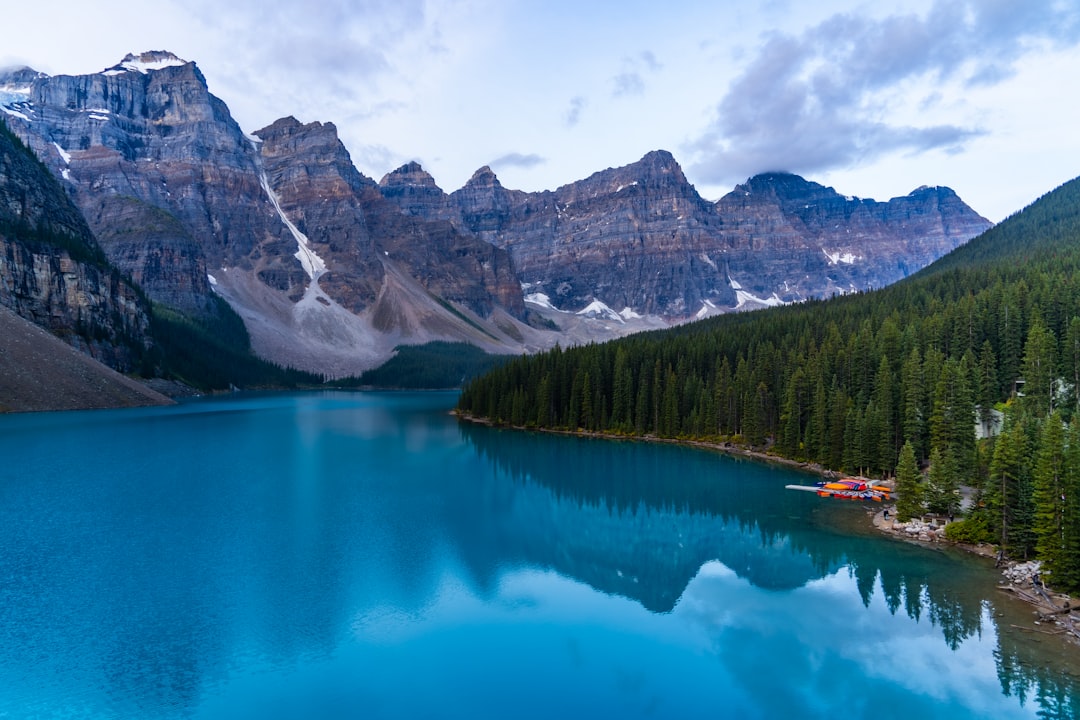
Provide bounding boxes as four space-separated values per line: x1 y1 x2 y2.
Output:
4 0 1080 221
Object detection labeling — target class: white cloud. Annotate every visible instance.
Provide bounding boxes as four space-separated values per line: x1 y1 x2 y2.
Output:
687 0 1080 193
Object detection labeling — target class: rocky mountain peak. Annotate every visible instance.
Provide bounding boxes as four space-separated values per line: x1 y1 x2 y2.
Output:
257 115 337 138
449 164 521 242
639 148 679 170
465 165 501 188
0 66 44 87
733 172 833 201
569 149 691 199
378 161 450 221
254 117 355 174
627 149 686 182
103 51 190 75
379 161 442 191
905 184 958 202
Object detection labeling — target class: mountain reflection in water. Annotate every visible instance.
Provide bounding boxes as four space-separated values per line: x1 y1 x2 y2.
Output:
458 422 1080 713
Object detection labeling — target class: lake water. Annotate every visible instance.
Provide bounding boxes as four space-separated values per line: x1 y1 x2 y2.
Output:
1 391 1077 719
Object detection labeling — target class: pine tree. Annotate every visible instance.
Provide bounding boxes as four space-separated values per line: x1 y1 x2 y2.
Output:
1022 317 1058 416
808 376 829 463
714 356 734 435
977 340 999 427
901 347 925 458
1000 289 1024 394
926 447 959 516
611 347 632 431
1066 318 1080 416
581 372 594 431
780 366 807 457
661 366 679 437
988 420 1031 555
1059 419 1080 590
875 355 898 474
895 441 923 521
536 376 551 427
952 354 977 483
1033 411 1067 580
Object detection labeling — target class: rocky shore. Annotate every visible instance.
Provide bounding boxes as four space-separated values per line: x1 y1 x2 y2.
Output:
872 505 1080 645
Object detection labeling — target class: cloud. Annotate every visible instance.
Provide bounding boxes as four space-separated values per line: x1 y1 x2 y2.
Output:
174 0 434 126
353 143 400 177
638 50 661 72
611 50 661 98
565 96 587 127
612 72 645 97
689 0 1080 186
489 152 546 170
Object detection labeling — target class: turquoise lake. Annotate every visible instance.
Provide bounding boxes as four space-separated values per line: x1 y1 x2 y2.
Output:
1 391 1078 718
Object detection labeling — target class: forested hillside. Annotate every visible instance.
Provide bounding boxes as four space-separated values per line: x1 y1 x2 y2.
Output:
458 175 1080 590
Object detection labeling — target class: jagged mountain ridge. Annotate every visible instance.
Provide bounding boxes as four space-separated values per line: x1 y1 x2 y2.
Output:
0 52 539 377
1 51 991 378
714 173 990 300
380 152 992 318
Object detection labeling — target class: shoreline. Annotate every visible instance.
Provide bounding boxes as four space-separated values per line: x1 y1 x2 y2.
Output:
457 411 1080 648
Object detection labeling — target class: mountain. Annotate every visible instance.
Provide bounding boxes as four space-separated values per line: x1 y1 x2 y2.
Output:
0 53 537 378
2 51 990 380
0 118 152 372
382 152 991 320
714 173 991 301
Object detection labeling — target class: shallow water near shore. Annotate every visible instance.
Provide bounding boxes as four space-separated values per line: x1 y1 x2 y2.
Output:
0 391 1077 718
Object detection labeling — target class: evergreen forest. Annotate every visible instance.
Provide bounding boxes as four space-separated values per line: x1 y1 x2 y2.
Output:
335 342 511 389
147 297 323 391
458 174 1080 592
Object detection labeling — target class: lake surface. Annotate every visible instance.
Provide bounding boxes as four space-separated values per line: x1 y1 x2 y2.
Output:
1 391 1077 719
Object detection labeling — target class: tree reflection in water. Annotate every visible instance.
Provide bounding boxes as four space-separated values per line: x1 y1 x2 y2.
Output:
460 423 1080 717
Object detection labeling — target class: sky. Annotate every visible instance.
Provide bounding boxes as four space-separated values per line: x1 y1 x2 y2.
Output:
3 0 1080 222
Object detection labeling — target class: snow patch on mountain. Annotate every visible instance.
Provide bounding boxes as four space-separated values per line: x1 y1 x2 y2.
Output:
735 289 786 310
103 52 188 76
256 165 326 281
0 85 31 108
576 300 623 323
695 299 722 320
1 107 30 121
525 292 559 311
52 142 71 165
822 248 860 266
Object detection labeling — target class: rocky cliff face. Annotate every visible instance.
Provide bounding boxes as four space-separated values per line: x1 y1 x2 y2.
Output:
382 153 991 319
383 150 730 316
0 122 151 370
0 51 284 316
254 117 524 321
